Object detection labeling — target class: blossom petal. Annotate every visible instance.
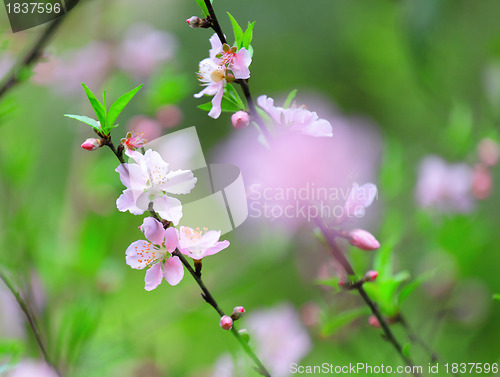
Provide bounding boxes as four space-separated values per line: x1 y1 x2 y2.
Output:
163 227 179 253
117 189 145 215
140 217 165 245
144 263 163 291
126 240 158 270
203 240 230 257
209 33 223 60
257 95 282 124
139 149 169 177
163 256 184 286
344 183 377 217
208 82 224 119
164 169 197 194
231 48 252 79
154 196 183 226
115 163 147 189
291 118 333 138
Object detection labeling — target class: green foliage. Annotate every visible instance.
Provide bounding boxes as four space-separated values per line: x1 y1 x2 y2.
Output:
198 83 246 114
106 84 143 132
321 307 370 336
65 84 142 135
494 294 500 301
227 13 255 50
283 89 298 109
195 0 212 17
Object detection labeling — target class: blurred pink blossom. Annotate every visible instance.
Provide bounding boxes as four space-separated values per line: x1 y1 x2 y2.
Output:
245 304 312 377
472 163 492 200
415 155 474 213
8 360 58 377
117 24 178 79
214 101 381 231
155 105 183 129
33 42 113 94
128 115 162 142
477 138 499 167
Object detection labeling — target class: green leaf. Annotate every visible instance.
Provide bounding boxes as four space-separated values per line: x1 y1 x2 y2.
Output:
227 12 243 48
402 343 411 358
398 271 434 305
81 83 106 130
493 294 500 301
106 84 143 133
241 21 255 50
283 89 298 109
321 307 370 336
195 0 210 17
225 83 245 109
198 97 242 114
102 90 107 109
64 114 101 132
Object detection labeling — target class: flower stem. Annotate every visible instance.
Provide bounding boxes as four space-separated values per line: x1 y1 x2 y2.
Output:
172 250 271 377
0 270 62 377
0 16 65 100
315 220 421 377
202 0 271 140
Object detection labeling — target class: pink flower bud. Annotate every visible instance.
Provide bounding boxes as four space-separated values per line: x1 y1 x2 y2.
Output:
368 315 381 328
365 270 378 282
338 279 346 288
472 164 492 200
186 16 201 28
220 315 233 330
81 138 102 151
231 111 250 129
348 229 380 251
478 138 499 167
231 306 246 320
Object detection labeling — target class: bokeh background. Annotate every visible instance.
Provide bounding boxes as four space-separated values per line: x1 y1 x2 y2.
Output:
1 0 500 376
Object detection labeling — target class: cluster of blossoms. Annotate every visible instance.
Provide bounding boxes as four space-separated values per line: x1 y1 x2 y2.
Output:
114 145 230 291
195 34 252 119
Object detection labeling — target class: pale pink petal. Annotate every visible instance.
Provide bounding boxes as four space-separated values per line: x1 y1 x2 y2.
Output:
163 227 179 253
162 256 184 285
115 163 147 189
154 196 183 225
257 95 282 124
209 33 223 60
126 240 158 270
140 149 169 177
194 84 219 98
291 118 333 137
164 169 197 194
344 183 377 217
231 48 251 79
203 240 230 257
125 149 144 161
116 189 145 215
140 217 165 245
208 83 224 119
144 263 163 291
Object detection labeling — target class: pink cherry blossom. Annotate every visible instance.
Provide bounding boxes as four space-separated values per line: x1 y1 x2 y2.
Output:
8 360 59 377
126 217 184 291
342 182 378 221
257 95 333 137
177 226 230 260
115 149 197 225
208 34 252 79
121 131 147 151
195 34 252 119
194 58 226 119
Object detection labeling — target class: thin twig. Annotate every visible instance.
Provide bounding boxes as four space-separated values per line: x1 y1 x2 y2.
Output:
0 16 65 100
0 270 62 376
202 0 270 139
316 220 421 377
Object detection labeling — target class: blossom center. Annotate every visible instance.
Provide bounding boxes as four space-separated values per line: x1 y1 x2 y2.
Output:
210 67 226 83
183 226 208 242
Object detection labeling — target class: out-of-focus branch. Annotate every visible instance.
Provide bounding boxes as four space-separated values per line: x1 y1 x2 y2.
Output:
0 16 65 100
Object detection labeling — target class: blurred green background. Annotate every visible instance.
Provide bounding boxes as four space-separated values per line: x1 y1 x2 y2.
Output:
1 0 500 376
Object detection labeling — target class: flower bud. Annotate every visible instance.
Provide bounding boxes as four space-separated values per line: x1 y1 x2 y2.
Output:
364 270 378 282
368 315 381 328
231 306 245 320
81 138 102 151
238 329 250 344
348 229 380 251
231 111 249 129
186 16 201 28
220 315 233 330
